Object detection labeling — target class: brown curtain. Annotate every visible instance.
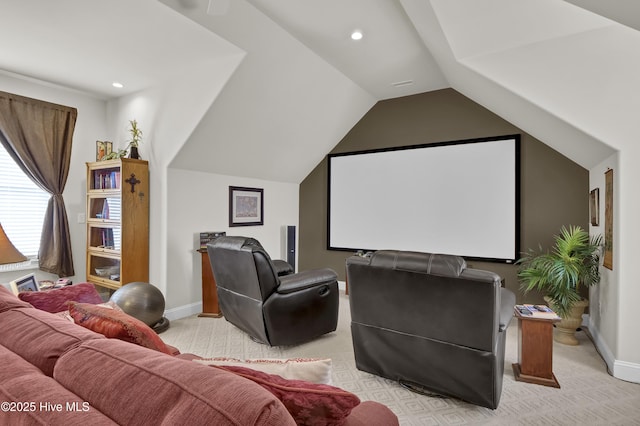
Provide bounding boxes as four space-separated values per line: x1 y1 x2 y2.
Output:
0 91 77 277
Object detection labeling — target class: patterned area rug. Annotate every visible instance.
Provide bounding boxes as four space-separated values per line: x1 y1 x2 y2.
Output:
161 293 640 425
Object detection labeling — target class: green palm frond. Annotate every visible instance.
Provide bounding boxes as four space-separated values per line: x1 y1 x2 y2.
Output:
516 225 602 318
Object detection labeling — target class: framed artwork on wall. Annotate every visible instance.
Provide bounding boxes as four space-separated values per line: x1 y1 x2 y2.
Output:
229 186 264 227
603 169 613 270
589 188 599 226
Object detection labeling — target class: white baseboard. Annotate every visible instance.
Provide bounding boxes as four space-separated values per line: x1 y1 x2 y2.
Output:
613 360 640 384
164 301 202 321
588 315 640 384
586 315 616 373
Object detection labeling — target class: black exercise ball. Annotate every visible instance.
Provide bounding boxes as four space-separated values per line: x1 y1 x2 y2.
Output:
110 282 165 328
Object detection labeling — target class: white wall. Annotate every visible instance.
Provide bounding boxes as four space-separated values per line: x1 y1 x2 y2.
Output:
0 72 107 285
588 153 619 374
589 146 640 383
105 54 243 304
615 145 640 382
0 51 243 309
165 168 299 314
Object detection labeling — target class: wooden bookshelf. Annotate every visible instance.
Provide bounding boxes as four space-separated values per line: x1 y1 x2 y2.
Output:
85 158 149 290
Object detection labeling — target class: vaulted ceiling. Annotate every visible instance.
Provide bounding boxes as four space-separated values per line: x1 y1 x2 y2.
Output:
2 0 638 182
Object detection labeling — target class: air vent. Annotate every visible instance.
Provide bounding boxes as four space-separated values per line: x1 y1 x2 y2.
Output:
391 80 414 87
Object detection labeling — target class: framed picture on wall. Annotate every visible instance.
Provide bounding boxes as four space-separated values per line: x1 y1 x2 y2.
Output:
604 169 613 270
589 188 599 226
229 186 264 227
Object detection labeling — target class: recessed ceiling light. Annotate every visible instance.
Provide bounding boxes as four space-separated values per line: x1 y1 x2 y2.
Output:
351 30 363 41
112 82 124 89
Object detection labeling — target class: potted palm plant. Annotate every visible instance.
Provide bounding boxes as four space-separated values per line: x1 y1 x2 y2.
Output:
517 225 602 345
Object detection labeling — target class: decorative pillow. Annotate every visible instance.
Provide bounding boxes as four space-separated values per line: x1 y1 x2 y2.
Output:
18 283 103 313
67 301 173 355
194 357 332 384
55 301 122 323
215 365 360 426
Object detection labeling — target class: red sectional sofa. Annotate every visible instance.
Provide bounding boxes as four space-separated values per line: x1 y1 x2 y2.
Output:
0 285 397 425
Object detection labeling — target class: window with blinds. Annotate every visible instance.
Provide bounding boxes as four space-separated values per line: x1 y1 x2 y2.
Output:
0 145 50 258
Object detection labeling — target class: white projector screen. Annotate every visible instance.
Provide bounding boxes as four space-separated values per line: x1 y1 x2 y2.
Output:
328 135 520 263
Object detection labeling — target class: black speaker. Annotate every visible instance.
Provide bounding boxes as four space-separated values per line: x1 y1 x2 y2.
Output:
286 225 296 271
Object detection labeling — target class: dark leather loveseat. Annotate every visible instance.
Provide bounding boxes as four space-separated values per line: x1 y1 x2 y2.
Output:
346 250 515 409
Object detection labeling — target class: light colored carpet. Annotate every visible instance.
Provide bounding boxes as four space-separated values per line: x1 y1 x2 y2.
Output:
161 293 640 425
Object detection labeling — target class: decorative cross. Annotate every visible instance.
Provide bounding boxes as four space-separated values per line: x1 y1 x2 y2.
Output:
125 173 140 193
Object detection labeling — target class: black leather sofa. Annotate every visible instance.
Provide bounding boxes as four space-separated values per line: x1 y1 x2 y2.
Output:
346 250 515 409
207 236 339 346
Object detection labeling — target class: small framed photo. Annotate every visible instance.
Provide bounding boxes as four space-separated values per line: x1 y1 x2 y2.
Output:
9 273 40 295
229 186 264 227
590 188 599 226
96 140 113 161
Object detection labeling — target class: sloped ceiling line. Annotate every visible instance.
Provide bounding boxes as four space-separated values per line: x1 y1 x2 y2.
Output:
429 0 614 62
402 0 623 168
162 0 376 184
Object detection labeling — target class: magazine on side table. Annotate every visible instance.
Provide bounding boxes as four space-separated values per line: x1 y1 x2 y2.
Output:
515 304 561 320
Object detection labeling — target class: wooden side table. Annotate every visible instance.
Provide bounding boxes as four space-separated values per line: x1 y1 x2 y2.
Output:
197 249 222 318
512 310 560 388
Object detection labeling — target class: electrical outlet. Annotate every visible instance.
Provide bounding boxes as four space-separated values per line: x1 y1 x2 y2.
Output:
77 213 86 223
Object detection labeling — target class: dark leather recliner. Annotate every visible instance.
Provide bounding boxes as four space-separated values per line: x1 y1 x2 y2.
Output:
346 250 515 409
207 236 339 346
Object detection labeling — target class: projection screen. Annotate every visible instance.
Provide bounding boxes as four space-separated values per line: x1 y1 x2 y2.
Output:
327 135 520 263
